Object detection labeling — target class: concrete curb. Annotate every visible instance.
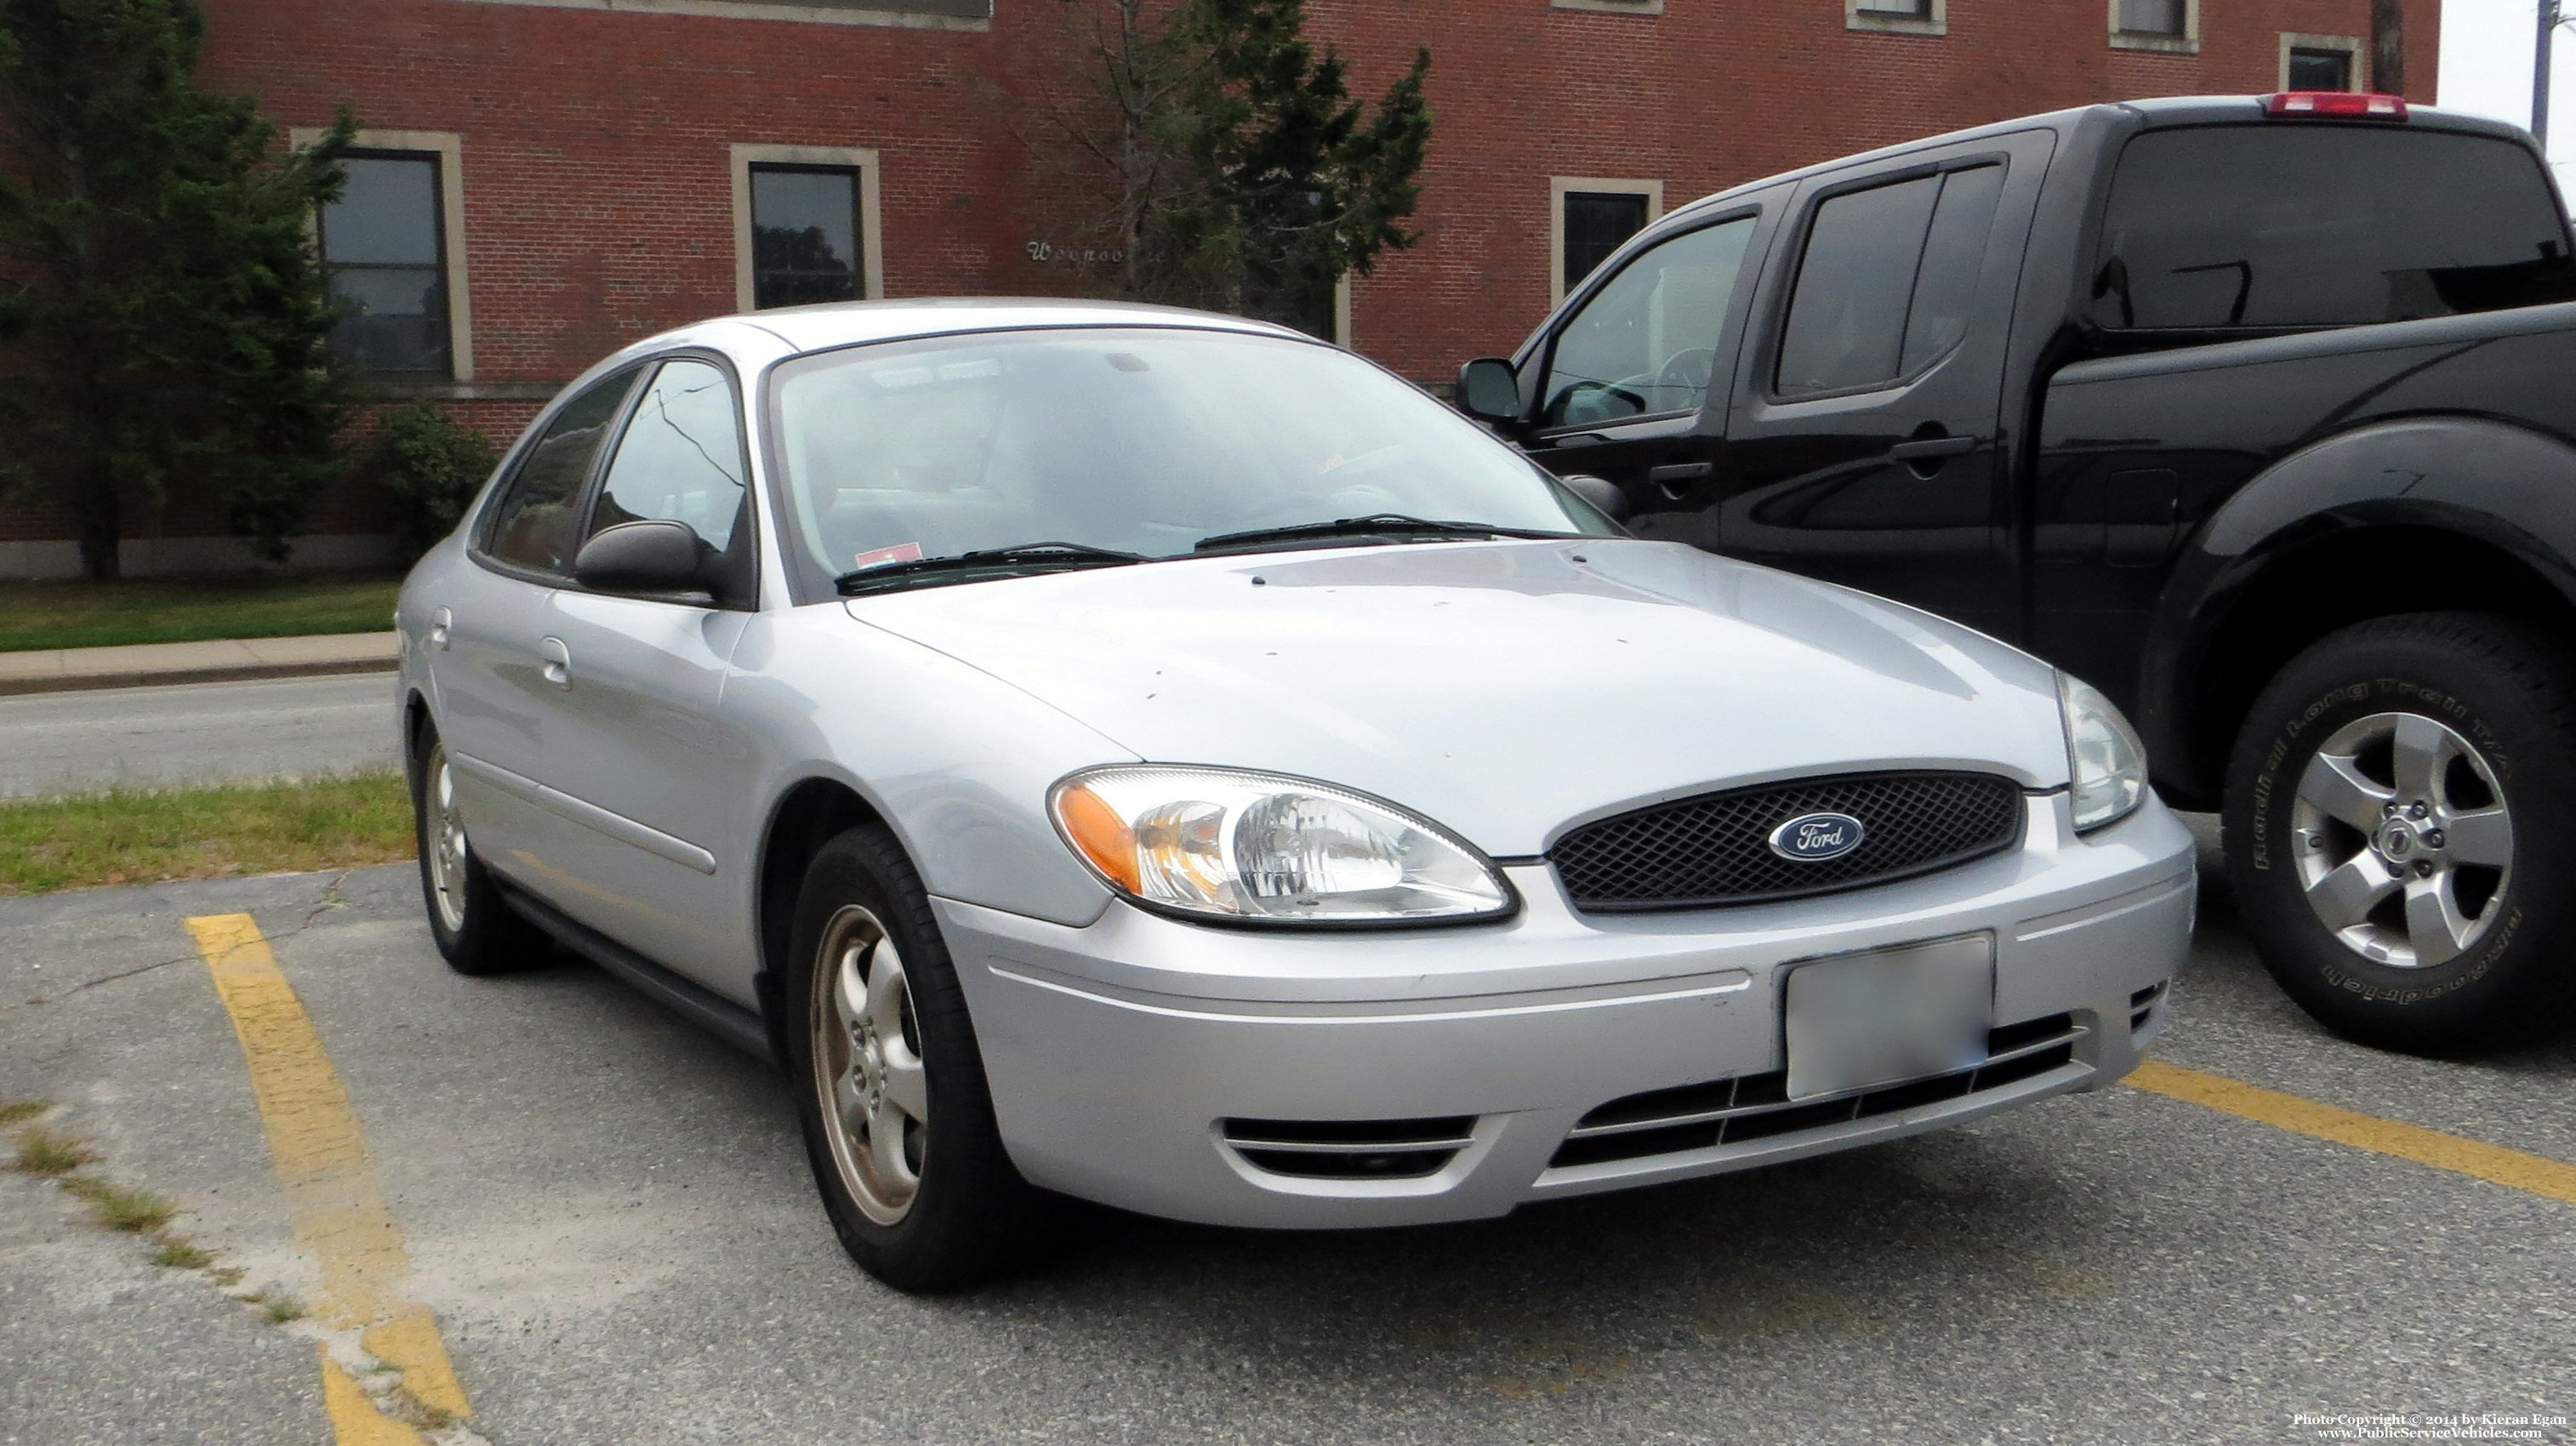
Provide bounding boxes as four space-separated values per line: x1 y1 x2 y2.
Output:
0 655 397 697
0 632 400 697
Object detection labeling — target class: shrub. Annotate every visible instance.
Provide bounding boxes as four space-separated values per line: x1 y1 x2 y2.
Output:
369 403 498 560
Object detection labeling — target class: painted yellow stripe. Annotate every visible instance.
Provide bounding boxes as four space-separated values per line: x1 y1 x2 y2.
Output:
2129 1059 2576 1207
187 914 472 1440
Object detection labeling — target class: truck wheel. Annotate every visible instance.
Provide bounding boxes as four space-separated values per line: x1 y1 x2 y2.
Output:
409 724 554 976
2223 612 2576 1055
783 823 1072 1291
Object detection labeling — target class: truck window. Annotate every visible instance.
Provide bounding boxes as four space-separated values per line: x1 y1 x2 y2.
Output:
2090 126 2576 331
1540 216 1755 429
1776 165 2005 397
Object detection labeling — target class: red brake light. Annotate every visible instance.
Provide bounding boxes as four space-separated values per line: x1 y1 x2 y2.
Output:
2263 91 2408 119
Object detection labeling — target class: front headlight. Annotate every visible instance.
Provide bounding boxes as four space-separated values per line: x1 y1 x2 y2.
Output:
1049 766 1514 925
2057 672 2148 833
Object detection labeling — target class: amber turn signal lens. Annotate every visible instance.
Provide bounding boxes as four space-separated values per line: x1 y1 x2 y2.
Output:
1053 783 1141 892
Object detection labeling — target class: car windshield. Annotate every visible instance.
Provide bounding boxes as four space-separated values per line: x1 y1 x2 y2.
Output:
767 326 1612 589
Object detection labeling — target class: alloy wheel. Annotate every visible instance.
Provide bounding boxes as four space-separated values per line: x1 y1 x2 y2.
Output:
425 744 470 935
810 904 926 1225
2290 711 2515 969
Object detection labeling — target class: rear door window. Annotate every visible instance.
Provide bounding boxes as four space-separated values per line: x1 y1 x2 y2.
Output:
1775 164 2006 397
482 368 639 575
2091 126 2576 330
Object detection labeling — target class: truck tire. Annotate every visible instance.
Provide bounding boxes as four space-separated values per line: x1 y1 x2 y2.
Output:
409 722 555 976
783 823 1074 1291
2223 612 2576 1055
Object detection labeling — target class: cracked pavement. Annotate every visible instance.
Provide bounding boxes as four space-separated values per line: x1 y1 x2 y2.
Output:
2 843 2572 1444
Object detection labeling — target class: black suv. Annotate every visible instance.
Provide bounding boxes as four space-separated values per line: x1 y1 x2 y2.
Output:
1462 94 2576 1056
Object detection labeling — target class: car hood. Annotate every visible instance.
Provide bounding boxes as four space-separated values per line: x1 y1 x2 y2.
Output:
841 539 2069 856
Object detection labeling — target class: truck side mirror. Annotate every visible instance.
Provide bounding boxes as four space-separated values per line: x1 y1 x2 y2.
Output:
573 519 712 596
1456 357 1524 423
1560 474 1632 524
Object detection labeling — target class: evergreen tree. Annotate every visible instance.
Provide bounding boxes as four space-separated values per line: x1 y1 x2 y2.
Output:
1040 0 1430 337
0 0 354 579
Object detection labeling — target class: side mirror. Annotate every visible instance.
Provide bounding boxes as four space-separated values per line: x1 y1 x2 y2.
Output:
1456 357 1524 423
573 519 710 595
1559 474 1632 524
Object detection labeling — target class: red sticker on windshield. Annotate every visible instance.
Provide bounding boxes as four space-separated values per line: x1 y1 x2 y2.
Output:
852 543 925 570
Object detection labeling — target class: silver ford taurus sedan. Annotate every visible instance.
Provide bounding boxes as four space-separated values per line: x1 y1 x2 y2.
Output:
396 299 2195 1290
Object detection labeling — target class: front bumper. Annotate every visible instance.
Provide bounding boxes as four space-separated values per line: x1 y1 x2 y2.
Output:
942 793 2195 1229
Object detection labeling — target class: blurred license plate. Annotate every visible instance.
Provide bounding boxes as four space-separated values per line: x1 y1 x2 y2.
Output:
1783 935 1994 1102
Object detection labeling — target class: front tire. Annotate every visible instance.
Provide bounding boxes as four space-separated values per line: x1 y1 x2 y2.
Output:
784 824 1070 1291
409 724 553 976
2223 612 2576 1054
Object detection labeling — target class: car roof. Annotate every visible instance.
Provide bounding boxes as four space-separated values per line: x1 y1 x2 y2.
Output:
599 297 1307 375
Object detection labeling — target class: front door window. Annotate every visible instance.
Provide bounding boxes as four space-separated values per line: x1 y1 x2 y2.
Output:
1540 218 1756 429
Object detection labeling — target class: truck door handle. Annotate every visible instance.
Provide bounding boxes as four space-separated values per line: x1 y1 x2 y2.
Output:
539 636 572 689
1888 435 1980 461
1645 462 1713 499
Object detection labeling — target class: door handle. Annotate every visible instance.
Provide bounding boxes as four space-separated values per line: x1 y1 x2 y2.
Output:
1888 435 1980 461
429 606 453 652
1645 462 1713 500
539 635 572 689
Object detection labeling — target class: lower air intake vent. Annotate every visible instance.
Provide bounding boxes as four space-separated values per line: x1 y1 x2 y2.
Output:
1221 1116 1477 1180
2129 980 2169 1033
1550 1014 2085 1170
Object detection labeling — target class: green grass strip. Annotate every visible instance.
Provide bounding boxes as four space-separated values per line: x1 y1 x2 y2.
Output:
0 772 413 896
0 572 403 652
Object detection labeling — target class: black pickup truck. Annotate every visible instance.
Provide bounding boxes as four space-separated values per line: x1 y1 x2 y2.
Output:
1457 93 2576 1056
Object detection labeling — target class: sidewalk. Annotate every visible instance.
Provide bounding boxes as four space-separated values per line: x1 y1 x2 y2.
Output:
0 632 398 697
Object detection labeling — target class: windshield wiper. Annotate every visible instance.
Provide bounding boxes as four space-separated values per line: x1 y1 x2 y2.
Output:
835 541 1145 596
1192 514 1577 554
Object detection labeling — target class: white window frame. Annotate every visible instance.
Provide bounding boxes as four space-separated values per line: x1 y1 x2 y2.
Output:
2109 0 2198 54
2279 32 2367 90
1849 0 1946 38
443 0 989 31
1551 177 1665 305
732 144 885 313
293 127 475 382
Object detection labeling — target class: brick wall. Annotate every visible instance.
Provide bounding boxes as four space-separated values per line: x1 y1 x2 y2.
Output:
0 0 2436 572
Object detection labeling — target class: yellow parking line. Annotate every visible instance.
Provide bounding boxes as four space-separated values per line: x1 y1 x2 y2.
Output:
186 914 471 1442
2129 1059 2576 1207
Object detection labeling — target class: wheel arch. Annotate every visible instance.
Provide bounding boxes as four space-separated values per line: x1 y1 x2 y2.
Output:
753 776 897 1068
2144 418 2576 806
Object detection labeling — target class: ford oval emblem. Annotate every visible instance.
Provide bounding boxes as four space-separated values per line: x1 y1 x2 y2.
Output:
1769 811 1866 862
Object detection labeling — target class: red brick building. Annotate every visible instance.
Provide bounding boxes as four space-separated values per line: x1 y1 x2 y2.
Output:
0 0 2436 577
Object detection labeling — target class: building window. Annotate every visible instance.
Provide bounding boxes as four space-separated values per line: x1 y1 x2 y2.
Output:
2282 33 2365 90
751 167 864 308
319 153 450 373
295 128 473 381
2111 0 2197 52
732 145 882 313
444 0 990 28
1849 0 1946 36
1551 178 1663 304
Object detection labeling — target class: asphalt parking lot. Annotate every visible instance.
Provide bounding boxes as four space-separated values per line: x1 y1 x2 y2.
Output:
3 826 2571 1446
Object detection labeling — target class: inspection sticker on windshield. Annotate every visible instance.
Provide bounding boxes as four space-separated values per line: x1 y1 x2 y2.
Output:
852 543 925 570
1783 934 1994 1102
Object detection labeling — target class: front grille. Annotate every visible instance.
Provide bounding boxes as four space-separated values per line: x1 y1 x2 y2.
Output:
1220 1116 1477 1181
1548 1013 2085 1170
1549 771 2025 913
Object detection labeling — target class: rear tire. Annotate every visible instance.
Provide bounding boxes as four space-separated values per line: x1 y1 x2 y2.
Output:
784 823 1073 1291
2222 612 2576 1055
408 722 553 976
